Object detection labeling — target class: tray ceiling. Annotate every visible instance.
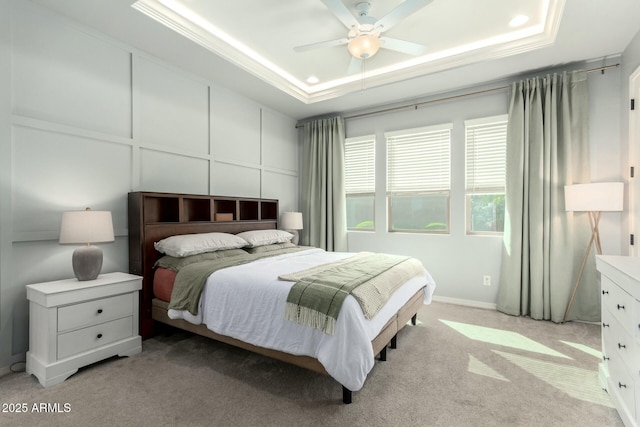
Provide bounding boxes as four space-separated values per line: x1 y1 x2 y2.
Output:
132 0 563 103
28 0 640 119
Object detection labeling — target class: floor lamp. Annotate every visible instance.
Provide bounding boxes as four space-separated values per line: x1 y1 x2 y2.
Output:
563 182 624 322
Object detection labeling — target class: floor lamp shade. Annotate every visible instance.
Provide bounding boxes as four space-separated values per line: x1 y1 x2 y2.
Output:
60 209 114 281
564 182 624 212
281 212 303 245
562 182 623 321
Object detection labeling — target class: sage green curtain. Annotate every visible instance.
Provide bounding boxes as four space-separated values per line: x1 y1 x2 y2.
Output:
497 71 598 323
301 117 348 251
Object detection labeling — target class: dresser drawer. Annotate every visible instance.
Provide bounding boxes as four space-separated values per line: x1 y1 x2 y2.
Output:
608 355 637 421
602 277 636 337
57 316 134 360
603 310 639 375
635 297 640 342
58 293 134 332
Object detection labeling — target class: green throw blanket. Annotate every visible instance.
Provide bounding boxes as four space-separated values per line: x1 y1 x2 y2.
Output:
167 246 305 315
280 252 425 335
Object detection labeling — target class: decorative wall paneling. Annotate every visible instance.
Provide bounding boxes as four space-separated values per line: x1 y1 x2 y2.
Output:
0 0 298 369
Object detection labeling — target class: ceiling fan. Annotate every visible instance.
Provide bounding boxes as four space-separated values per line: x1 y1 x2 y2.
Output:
295 0 433 74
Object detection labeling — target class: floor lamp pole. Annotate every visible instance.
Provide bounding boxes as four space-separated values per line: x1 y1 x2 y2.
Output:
563 211 602 323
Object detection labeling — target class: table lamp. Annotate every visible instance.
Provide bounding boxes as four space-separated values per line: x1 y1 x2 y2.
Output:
59 208 115 281
281 212 303 245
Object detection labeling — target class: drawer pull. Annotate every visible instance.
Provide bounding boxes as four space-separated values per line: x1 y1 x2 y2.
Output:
602 322 609 328
618 382 627 389
603 356 610 361
97 309 103 314
618 343 626 349
602 290 609 295
617 304 625 310
97 333 103 339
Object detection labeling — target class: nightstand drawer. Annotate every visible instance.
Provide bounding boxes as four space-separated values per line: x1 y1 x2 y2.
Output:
58 293 134 332
57 316 133 360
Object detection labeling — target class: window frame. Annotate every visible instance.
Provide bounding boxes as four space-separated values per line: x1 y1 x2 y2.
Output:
464 114 508 235
385 123 453 234
344 134 376 231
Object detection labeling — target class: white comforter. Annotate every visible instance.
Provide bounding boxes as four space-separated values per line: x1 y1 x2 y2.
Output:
168 248 436 391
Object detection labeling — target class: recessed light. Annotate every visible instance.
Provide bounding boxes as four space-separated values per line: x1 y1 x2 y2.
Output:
509 15 529 27
306 76 320 84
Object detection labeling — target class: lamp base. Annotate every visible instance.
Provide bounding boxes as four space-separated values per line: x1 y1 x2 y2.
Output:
289 230 299 245
563 211 601 322
72 245 103 281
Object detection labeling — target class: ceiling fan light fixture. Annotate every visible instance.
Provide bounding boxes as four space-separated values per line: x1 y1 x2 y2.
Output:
348 33 381 59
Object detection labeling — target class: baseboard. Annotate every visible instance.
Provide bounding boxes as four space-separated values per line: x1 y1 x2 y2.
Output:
432 295 497 310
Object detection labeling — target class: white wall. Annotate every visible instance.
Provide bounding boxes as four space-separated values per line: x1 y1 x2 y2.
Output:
0 0 15 372
0 0 299 371
343 62 624 307
590 63 625 256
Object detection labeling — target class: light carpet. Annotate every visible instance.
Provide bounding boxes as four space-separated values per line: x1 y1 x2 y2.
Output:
0 301 623 427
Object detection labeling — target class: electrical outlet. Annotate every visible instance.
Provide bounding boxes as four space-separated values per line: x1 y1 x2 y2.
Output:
483 275 491 286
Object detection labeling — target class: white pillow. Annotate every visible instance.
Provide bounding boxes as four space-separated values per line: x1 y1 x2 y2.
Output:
236 229 293 247
154 232 248 258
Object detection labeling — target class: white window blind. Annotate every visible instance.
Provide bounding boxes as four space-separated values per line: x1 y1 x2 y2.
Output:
465 115 508 194
386 123 452 194
345 135 375 195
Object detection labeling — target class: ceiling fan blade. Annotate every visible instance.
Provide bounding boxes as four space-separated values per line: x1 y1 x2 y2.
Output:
347 57 362 74
321 0 359 29
374 0 433 33
294 38 349 52
380 37 427 56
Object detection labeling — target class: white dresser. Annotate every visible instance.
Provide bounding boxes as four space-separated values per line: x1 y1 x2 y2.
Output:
596 256 640 427
26 272 142 387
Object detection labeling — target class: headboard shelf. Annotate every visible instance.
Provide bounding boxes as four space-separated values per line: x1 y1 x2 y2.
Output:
214 198 237 221
130 191 278 224
239 200 259 221
128 191 279 338
261 201 278 221
183 197 211 222
143 195 180 223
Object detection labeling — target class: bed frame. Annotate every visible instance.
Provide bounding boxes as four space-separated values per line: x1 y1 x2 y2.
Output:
128 191 424 404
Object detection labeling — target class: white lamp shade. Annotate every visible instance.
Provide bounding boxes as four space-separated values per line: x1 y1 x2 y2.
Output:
59 210 115 244
281 212 303 230
564 182 624 212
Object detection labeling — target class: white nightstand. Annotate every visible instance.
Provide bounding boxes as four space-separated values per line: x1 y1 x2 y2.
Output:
26 272 142 387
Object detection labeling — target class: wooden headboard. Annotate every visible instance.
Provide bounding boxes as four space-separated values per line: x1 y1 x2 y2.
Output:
128 191 279 339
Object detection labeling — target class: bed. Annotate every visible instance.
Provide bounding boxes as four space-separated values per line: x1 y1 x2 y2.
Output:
128 191 435 404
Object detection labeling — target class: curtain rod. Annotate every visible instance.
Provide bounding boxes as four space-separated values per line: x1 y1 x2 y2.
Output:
295 63 619 127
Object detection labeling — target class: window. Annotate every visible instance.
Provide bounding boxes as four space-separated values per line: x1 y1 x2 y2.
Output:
465 115 508 234
386 123 452 233
344 135 375 230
